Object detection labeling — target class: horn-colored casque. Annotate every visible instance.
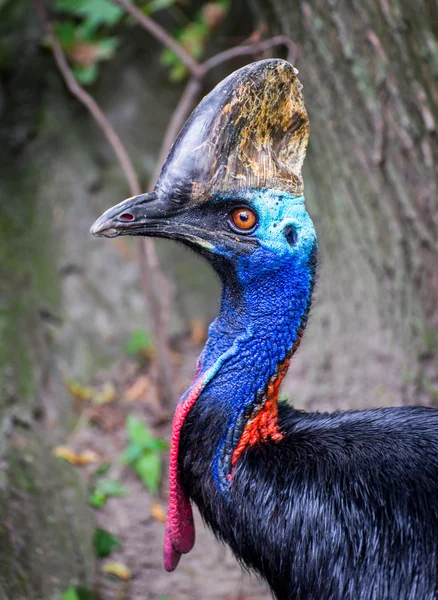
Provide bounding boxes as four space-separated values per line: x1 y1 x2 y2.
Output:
155 59 309 204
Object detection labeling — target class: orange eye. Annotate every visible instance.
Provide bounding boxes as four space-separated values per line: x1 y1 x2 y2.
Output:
230 207 257 231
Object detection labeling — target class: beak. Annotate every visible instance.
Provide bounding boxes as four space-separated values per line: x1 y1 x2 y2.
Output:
90 192 163 238
90 191 218 251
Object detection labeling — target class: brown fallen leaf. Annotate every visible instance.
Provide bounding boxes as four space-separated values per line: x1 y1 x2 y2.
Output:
124 375 149 402
151 503 166 523
103 561 132 580
52 446 100 466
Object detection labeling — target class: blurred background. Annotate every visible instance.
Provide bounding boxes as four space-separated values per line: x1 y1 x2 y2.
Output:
0 0 437 599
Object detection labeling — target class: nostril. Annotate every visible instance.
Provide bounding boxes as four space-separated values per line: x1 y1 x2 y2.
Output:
120 212 134 221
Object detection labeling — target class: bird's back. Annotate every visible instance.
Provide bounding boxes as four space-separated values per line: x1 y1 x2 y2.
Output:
183 402 438 600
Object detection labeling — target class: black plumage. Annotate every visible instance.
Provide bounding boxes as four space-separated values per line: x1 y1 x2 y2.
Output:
181 402 438 600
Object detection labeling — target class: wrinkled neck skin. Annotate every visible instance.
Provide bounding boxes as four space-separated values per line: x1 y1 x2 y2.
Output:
187 190 317 492
164 190 317 571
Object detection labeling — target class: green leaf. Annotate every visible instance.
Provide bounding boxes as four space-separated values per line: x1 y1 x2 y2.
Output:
135 452 161 494
95 37 119 60
149 438 169 452
55 0 124 31
169 61 188 83
89 490 107 508
76 590 99 600
126 415 153 447
89 478 126 508
61 589 79 600
124 328 153 356
147 0 175 12
99 479 126 496
54 22 78 48
72 64 98 85
61 588 98 600
95 462 112 477
161 48 177 67
93 527 121 557
121 442 143 465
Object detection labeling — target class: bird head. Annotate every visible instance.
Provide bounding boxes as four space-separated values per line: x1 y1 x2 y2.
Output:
91 59 316 285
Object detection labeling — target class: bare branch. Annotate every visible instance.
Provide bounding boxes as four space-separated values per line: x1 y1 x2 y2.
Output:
110 0 202 78
109 1 297 81
36 2 141 195
201 35 298 74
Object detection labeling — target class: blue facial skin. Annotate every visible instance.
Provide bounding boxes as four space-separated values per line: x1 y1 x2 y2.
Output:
187 188 318 494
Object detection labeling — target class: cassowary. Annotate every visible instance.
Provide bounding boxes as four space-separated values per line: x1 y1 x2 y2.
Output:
91 60 438 600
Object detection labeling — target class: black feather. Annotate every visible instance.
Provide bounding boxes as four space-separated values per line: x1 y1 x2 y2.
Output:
181 402 438 600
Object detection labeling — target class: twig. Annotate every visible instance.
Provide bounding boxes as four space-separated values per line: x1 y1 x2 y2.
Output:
111 0 202 78
109 0 298 79
108 0 298 158
36 0 176 404
201 35 298 73
36 4 140 195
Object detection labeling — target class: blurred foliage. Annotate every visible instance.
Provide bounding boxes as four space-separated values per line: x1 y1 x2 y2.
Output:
93 527 121 557
124 327 154 359
89 477 126 508
122 415 168 494
161 0 229 81
51 0 230 85
95 462 112 477
53 0 122 84
60 587 99 600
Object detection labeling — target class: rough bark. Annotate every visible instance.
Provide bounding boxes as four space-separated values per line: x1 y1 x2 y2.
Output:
0 3 95 598
253 0 438 408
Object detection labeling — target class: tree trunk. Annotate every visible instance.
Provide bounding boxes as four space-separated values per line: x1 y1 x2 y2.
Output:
253 0 438 409
0 3 95 598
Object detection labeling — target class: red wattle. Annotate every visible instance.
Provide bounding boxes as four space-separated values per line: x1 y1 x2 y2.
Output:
163 523 181 571
163 375 205 571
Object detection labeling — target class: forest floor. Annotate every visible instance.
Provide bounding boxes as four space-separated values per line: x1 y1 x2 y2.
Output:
62 330 271 600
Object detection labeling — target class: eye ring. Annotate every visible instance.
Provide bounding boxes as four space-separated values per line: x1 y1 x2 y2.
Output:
229 207 258 233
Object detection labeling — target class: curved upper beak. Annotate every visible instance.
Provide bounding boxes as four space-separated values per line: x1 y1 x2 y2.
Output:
90 192 162 238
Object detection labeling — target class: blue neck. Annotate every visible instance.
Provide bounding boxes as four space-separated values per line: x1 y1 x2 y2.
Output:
178 190 318 495
197 241 317 494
